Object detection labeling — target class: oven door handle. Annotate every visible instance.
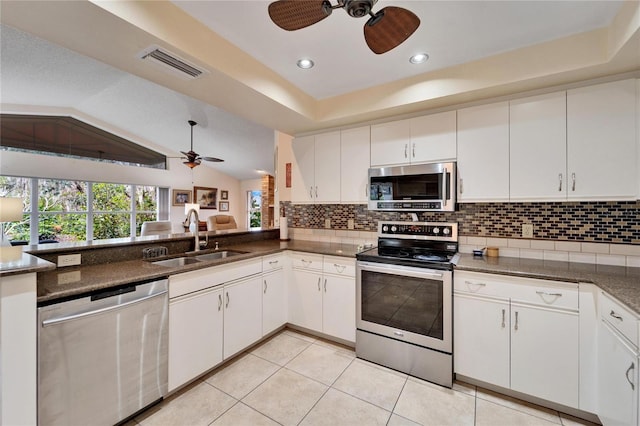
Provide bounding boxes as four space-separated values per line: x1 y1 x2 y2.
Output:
358 262 445 280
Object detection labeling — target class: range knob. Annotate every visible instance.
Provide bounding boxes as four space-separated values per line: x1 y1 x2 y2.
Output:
433 227 440 234
391 226 397 232
382 225 388 232
443 228 451 235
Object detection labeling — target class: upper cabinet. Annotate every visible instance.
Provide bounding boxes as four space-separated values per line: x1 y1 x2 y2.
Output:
457 101 510 202
510 91 567 201
370 111 456 167
340 126 370 203
291 132 341 204
567 79 637 200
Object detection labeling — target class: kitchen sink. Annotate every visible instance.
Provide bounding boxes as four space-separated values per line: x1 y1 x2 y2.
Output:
151 257 202 267
195 250 245 261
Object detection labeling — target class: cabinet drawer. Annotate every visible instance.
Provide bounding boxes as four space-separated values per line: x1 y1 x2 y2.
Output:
290 252 323 271
454 271 578 310
323 256 355 276
262 254 285 271
601 292 638 348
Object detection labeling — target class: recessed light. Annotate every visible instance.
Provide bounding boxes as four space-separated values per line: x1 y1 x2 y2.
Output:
409 53 429 64
296 58 314 69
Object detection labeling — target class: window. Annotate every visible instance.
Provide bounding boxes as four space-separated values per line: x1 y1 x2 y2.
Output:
1 175 160 244
248 190 262 230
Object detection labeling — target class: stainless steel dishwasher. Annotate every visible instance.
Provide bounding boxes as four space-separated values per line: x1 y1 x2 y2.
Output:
37 278 169 426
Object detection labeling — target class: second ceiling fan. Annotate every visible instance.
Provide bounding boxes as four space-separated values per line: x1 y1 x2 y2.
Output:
268 0 420 54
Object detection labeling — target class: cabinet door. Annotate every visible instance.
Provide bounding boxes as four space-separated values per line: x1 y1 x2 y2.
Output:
314 131 341 203
599 321 638 426
322 275 355 343
410 111 457 163
567 79 637 200
453 293 510 388
223 276 263 359
341 126 370 203
291 135 315 203
262 269 287 336
289 269 323 332
370 120 411 166
169 287 223 392
457 102 510 202
510 304 579 408
510 91 567 201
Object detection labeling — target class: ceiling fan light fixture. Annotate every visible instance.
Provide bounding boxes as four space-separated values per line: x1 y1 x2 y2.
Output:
409 53 429 64
183 160 200 169
296 58 315 69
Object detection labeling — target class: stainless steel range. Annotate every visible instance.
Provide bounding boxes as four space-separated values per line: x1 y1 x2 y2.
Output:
355 221 458 388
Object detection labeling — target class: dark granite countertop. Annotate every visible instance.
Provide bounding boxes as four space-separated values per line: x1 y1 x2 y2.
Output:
455 254 640 315
36 239 360 303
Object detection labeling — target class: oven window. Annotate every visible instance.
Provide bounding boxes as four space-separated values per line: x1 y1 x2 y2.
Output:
370 174 442 201
361 270 443 340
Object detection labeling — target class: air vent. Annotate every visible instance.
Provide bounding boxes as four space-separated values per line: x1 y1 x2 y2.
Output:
139 46 205 79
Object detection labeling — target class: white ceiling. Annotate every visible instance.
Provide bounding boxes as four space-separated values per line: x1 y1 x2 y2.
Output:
173 0 623 99
1 0 638 181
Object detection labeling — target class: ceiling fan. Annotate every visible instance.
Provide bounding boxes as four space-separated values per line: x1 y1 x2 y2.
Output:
268 0 420 54
180 120 223 169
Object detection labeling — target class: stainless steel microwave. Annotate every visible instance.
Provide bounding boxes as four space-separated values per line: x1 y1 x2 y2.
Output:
368 162 456 211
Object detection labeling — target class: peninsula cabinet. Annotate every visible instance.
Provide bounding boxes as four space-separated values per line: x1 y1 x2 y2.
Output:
566 79 637 200
369 111 457 167
262 254 287 335
291 132 341 203
456 101 510 202
223 275 263 359
454 271 579 409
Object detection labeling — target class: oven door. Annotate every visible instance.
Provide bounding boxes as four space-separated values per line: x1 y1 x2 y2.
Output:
356 261 452 353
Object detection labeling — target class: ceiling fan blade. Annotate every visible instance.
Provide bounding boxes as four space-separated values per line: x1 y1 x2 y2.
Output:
364 6 420 54
202 156 224 163
268 0 332 31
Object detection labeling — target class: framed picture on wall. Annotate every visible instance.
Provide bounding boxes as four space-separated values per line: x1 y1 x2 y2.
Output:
194 186 218 209
220 190 228 200
219 201 229 212
172 189 192 206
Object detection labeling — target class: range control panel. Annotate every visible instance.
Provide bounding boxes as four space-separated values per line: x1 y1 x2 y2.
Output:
378 221 458 241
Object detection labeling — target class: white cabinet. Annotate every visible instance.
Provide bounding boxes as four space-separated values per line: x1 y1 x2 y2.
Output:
288 252 356 343
410 111 457 163
370 111 456 167
169 286 223 392
567 79 637 200
457 102 510 202
223 276 263 359
262 254 287 335
454 271 579 408
291 132 341 203
340 126 370 203
370 120 411 166
509 91 567 201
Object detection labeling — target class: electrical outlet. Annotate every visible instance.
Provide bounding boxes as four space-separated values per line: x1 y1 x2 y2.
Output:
324 218 331 229
347 219 355 230
57 253 81 267
522 224 534 238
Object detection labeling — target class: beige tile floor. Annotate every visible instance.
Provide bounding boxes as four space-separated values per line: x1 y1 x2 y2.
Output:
132 329 599 426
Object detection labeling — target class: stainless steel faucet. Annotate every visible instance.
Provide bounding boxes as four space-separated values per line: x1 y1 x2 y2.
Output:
185 208 201 252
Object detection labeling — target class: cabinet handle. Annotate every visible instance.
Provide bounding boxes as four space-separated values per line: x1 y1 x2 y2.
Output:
309 186 313 198
334 263 346 273
315 186 318 198
317 277 321 291
225 292 229 308
301 259 312 266
264 279 268 294
558 173 563 192
324 278 327 292
268 260 279 265
610 310 624 321
501 309 506 328
404 144 408 159
442 167 448 207
465 280 486 289
218 294 222 311
459 178 464 194
514 311 519 331
412 143 416 158
536 291 563 297
571 172 576 191
626 362 635 390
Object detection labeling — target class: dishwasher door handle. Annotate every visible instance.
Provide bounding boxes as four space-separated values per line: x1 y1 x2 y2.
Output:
42 290 168 327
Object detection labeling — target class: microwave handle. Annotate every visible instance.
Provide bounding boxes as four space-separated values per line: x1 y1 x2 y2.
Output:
442 167 448 206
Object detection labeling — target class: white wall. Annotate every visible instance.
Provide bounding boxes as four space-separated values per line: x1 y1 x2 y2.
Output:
275 131 294 227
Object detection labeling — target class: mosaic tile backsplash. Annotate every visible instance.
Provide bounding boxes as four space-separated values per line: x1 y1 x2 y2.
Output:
281 201 640 244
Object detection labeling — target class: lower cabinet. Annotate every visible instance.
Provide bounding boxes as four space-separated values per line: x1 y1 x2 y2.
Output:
322 273 356 342
223 276 263 359
454 271 579 409
169 286 223 392
262 268 287 335
289 269 323 331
